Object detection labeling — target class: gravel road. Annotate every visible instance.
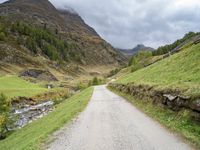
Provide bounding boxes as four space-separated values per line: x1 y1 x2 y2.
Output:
47 85 193 150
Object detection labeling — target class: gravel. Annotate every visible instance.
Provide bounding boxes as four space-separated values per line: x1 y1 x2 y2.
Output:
47 85 193 150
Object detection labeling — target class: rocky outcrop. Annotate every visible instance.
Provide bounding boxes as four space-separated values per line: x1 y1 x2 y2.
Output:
109 83 200 122
19 69 58 81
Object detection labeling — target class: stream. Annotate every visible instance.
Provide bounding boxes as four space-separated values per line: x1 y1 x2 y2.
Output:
10 101 54 129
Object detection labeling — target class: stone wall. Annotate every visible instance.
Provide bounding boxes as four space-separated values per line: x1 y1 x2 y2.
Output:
109 83 200 122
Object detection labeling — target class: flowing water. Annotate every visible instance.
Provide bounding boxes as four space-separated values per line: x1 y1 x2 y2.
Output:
10 101 54 129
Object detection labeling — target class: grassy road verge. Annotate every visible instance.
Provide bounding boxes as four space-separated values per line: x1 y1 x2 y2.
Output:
108 87 200 149
0 87 94 150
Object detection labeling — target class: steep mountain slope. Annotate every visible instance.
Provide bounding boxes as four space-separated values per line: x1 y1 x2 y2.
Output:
118 44 154 57
0 0 127 78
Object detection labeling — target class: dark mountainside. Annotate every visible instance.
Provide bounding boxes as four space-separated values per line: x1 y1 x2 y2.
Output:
0 0 127 76
117 44 154 57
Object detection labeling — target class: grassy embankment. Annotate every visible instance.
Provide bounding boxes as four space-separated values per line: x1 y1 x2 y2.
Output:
117 43 200 97
0 87 94 150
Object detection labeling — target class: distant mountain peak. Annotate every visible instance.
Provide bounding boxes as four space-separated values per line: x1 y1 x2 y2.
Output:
117 44 155 57
134 44 145 49
137 44 145 47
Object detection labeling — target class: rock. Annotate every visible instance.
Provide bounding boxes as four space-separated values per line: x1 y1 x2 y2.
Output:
19 69 58 81
190 99 200 112
89 72 100 76
163 94 177 101
190 111 200 122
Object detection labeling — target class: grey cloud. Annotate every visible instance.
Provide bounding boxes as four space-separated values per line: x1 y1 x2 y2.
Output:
50 0 200 48
1 0 200 48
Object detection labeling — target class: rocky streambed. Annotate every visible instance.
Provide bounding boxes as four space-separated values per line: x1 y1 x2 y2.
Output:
10 100 54 130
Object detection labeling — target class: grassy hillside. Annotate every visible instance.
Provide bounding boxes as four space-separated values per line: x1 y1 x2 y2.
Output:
128 51 162 72
117 43 200 97
0 87 93 150
109 51 162 80
0 76 47 98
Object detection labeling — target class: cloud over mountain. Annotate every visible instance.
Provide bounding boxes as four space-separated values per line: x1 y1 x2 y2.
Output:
1 0 200 48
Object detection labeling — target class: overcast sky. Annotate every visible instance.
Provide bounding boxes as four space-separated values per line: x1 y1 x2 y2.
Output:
1 0 200 49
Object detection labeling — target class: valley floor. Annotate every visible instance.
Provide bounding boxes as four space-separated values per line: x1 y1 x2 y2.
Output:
47 85 193 150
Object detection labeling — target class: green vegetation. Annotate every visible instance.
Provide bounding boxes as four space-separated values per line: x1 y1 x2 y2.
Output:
88 77 105 86
76 82 89 91
153 32 199 56
110 51 162 80
108 68 121 77
75 77 105 91
91 77 100 85
128 51 163 73
0 20 7 41
109 87 200 148
0 94 10 139
0 87 94 150
10 22 70 61
0 32 6 41
118 43 200 97
0 76 47 99
129 51 152 66
0 17 83 63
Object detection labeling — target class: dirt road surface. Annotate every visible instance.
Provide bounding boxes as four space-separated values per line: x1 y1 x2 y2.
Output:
47 85 193 150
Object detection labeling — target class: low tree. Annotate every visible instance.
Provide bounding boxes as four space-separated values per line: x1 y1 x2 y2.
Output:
17 36 24 45
76 82 87 90
0 94 10 139
26 37 37 54
92 77 99 85
0 32 6 41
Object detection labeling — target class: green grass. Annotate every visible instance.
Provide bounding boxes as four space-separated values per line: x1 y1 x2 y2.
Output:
0 76 47 99
0 87 94 150
109 87 200 149
117 43 200 97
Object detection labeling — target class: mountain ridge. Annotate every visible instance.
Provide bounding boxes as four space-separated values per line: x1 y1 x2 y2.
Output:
0 0 127 78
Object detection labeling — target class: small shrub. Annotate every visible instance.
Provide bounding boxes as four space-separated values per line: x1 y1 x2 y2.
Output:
0 94 10 139
108 68 120 77
17 36 24 45
76 82 87 91
92 77 99 85
0 32 6 41
89 77 105 86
